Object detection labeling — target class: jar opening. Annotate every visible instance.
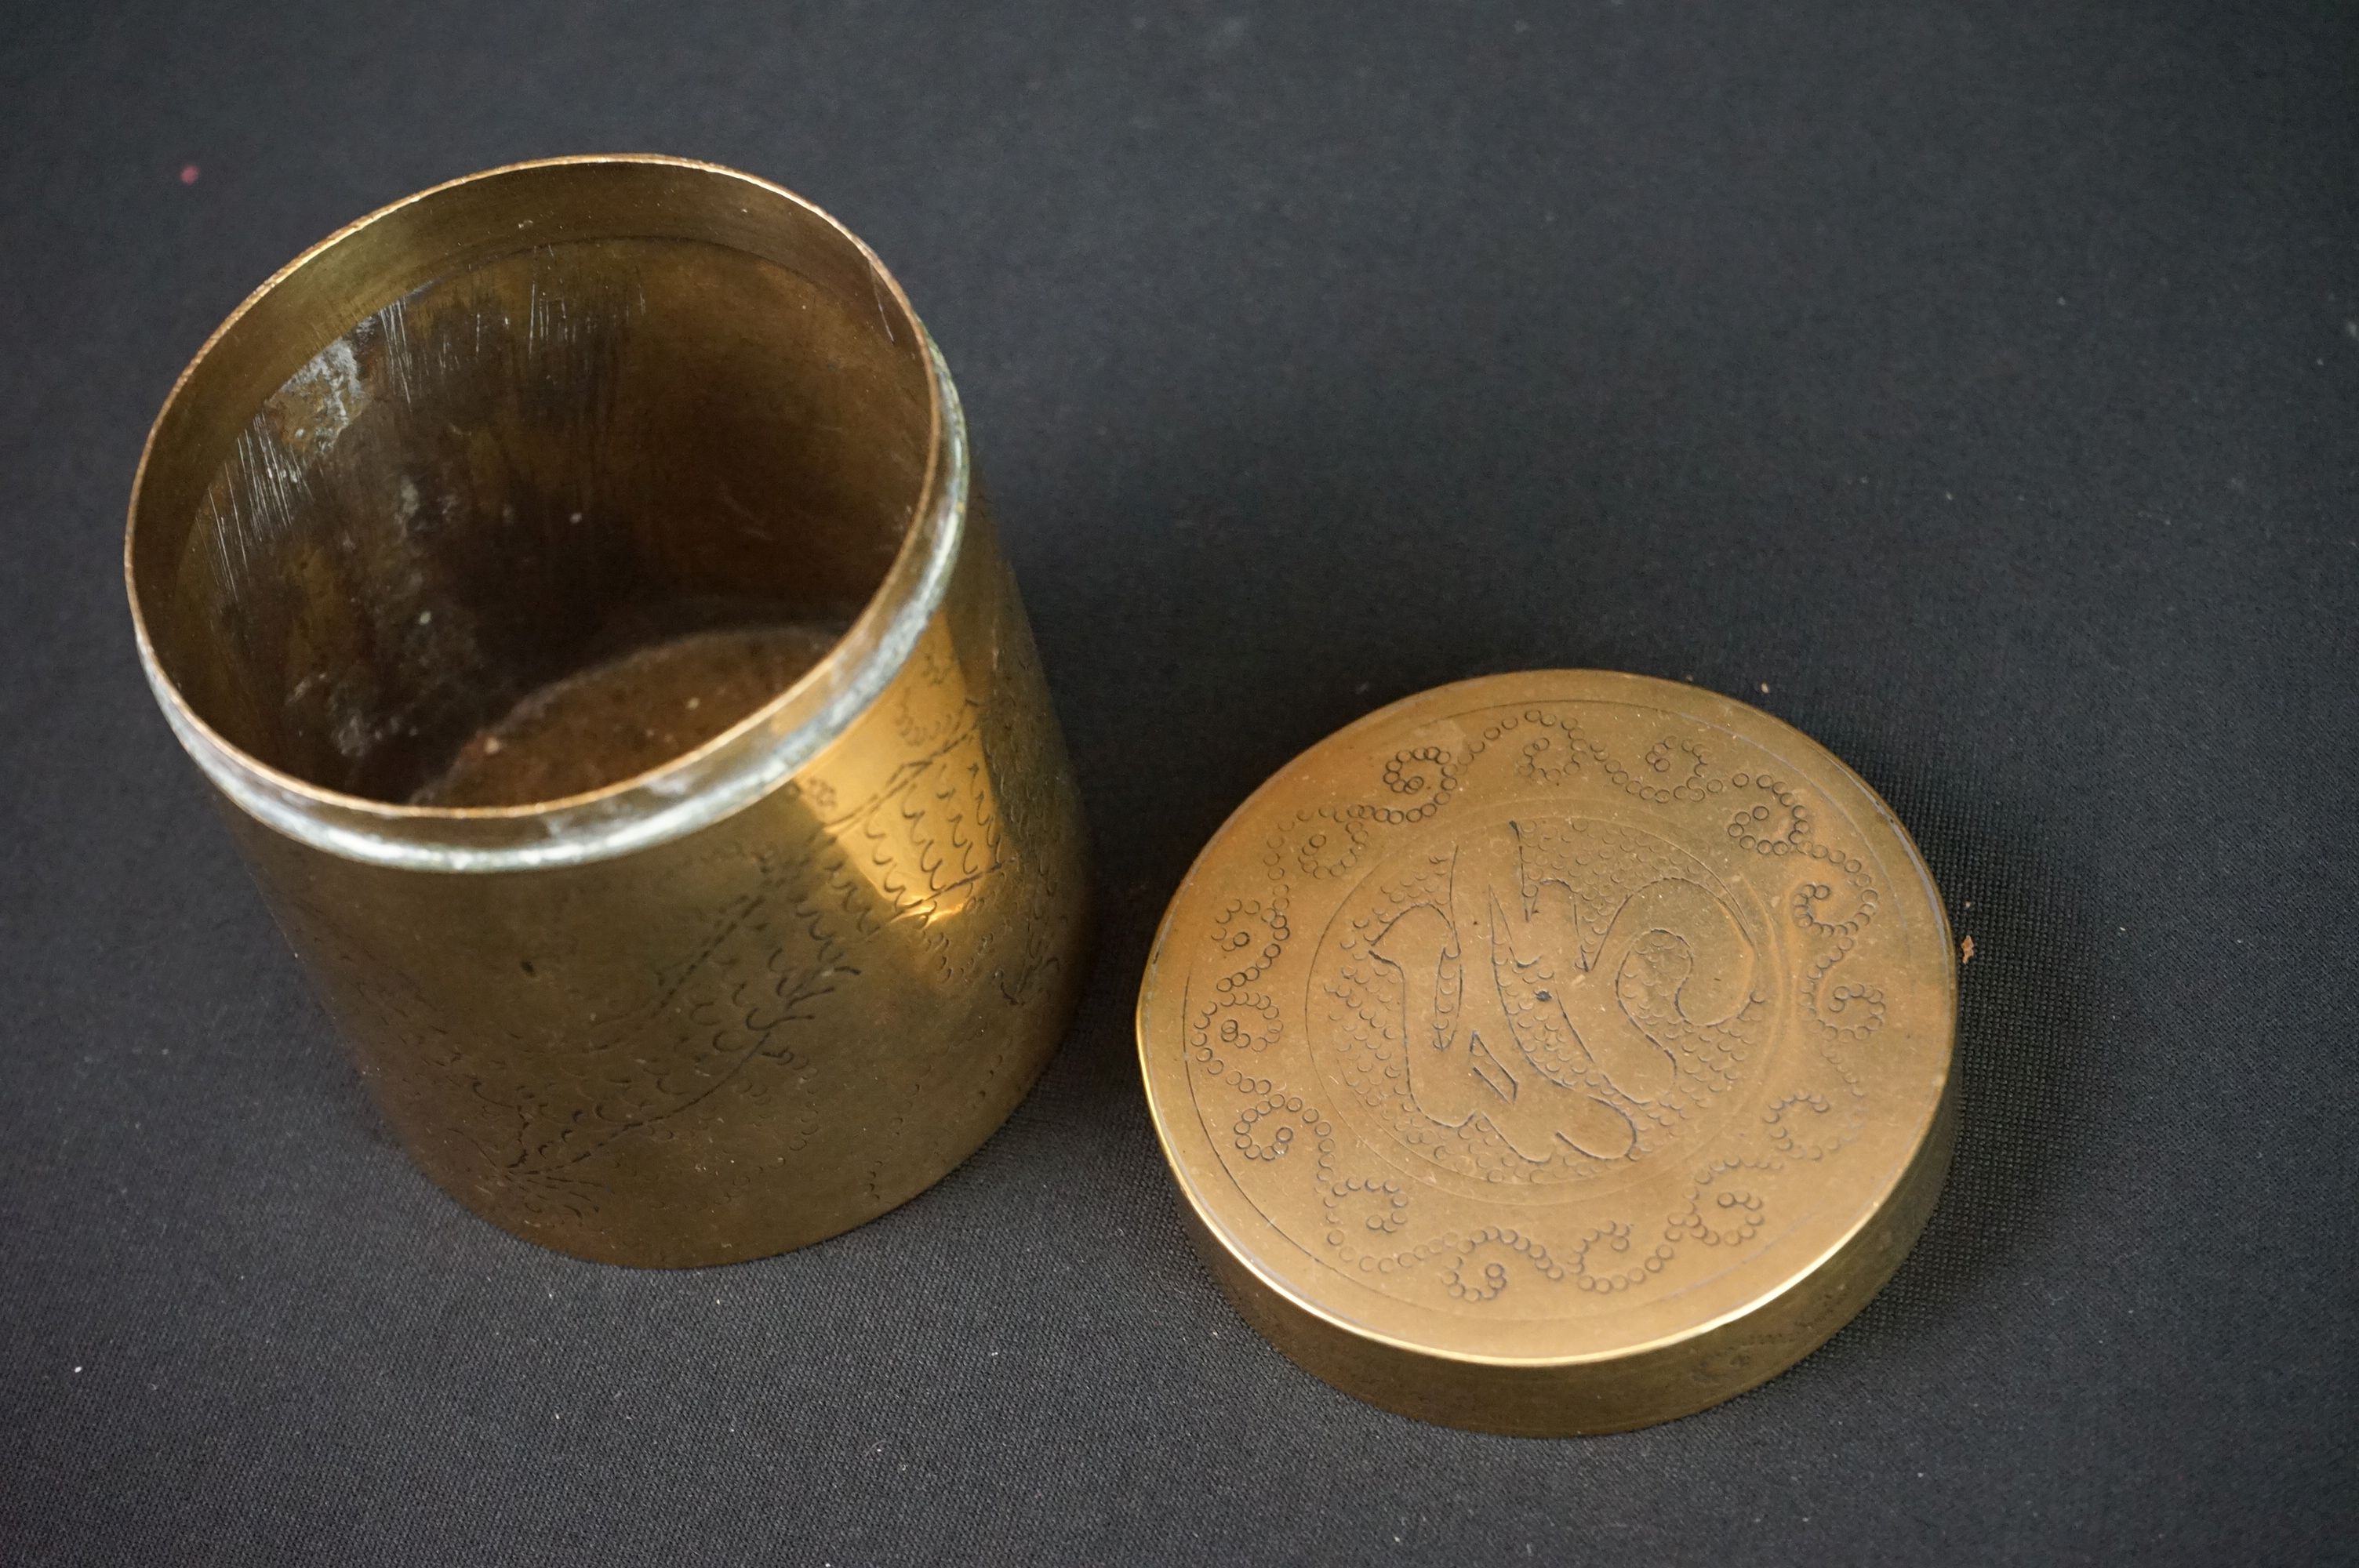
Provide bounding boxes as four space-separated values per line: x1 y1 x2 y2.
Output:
127 158 965 872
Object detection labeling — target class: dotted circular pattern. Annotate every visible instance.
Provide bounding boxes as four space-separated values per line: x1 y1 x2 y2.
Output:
1138 672 1957 1434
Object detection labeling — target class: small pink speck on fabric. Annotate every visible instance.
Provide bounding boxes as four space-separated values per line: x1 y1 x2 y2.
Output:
179 164 200 185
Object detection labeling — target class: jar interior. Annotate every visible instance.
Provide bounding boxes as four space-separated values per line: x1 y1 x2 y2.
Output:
142 228 931 808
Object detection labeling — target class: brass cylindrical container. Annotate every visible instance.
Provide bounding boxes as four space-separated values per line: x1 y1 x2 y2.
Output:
126 157 1091 1266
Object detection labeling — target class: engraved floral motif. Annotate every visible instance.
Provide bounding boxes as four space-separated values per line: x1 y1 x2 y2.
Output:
1183 699 1888 1312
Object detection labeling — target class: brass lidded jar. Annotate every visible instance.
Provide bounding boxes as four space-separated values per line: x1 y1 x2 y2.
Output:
127 157 1090 1266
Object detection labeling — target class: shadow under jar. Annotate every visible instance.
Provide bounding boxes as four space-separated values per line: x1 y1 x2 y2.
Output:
126 157 1091 1266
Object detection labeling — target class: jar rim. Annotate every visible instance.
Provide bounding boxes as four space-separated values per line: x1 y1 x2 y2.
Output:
124 155 966 874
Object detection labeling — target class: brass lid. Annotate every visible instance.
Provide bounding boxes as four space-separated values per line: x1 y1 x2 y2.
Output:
1136 671 1957 1435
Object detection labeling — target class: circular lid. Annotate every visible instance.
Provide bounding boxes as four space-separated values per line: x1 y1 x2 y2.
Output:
1137 671 1957 1434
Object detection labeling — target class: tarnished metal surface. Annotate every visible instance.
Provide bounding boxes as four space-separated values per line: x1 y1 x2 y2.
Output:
1137 672 1955 1433
127 158 1091 1265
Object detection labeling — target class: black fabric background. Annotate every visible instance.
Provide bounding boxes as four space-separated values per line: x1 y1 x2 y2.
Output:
3 2 2354 1563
